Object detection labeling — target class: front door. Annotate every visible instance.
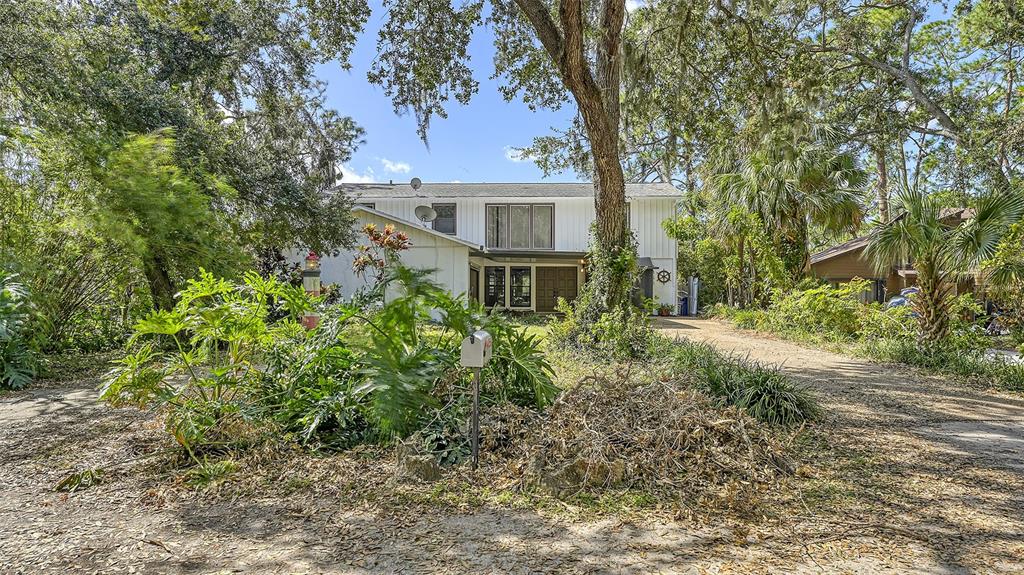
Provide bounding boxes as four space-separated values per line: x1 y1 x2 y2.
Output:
536 266 578 312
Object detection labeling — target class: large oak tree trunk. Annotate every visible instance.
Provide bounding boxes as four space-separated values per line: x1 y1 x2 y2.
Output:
514 0 632 316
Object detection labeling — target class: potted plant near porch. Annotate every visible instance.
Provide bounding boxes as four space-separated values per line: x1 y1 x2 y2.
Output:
657 303 674 317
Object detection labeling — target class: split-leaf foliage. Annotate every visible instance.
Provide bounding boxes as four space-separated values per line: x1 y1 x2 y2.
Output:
101 266 558 457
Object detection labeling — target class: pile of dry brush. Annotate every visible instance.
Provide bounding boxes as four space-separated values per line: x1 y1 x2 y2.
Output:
481 367 798 510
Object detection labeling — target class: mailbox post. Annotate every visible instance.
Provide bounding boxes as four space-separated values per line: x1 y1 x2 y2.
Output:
460 330 492 470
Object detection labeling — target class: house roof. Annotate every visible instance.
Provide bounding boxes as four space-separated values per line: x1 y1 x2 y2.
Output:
352 205 482 250
336 182 679 199
810 206 976 266
810 235 872 265
940 207 975 222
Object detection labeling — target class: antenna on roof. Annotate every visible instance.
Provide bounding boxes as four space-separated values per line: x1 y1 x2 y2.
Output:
410 177 422 190
414 205 437 226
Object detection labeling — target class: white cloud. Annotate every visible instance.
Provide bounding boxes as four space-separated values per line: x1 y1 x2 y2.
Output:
449 179 462 183
625 0 644 11
379 157 412 174
339 164 375 183
504 146 536 163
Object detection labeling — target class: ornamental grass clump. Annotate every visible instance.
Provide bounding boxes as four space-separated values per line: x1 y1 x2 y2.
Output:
671 338 819 427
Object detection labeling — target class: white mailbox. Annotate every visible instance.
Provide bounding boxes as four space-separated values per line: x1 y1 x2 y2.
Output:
460 330 493 368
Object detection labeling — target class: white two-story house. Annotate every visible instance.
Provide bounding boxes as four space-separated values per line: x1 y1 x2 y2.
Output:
315 181 680 312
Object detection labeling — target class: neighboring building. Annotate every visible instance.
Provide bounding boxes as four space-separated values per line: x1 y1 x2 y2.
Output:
311 182 680 312
809 235 894 303
809 208 978 303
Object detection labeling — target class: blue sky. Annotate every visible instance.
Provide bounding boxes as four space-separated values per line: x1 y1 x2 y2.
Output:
317 2 580 184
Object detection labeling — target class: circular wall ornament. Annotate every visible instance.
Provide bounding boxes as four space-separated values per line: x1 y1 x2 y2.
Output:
657 270 671 284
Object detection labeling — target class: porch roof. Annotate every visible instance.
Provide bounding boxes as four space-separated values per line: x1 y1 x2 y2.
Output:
473 249 587 259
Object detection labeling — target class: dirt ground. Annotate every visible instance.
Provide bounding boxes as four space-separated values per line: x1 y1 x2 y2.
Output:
2 319 1023 574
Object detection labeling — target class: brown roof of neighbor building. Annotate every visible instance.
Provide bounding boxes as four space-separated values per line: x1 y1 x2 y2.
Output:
810 235 872 265
939 207 976 222
810 206 974 265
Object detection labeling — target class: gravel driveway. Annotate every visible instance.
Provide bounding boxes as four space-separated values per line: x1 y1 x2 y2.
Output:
656 318 1024 470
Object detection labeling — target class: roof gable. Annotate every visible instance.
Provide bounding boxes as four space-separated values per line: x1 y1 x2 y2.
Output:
810 235 871 265
352 205 481 249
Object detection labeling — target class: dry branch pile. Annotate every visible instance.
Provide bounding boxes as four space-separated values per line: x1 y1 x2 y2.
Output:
483 367 796 510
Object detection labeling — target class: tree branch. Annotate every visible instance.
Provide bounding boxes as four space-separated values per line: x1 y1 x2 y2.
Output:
511 0 565 70
596 0 626 129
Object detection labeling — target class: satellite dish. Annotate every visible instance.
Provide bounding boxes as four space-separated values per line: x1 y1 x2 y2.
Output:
410 177 422 190
414 205 437 224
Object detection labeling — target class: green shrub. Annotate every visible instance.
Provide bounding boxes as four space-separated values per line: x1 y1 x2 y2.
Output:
102 271 307 455
731 308 769 331
717 282 1016 391
103 265 558 458
855 293 998 383
857 304 916 341
259 309 368 448
548 297 656 360
765 278 871 340
485 328 558 408
996 363 1024 391
670 338 819 426
0 272 38 389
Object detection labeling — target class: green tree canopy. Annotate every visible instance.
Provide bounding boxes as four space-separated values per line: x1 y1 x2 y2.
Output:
1 0 368 255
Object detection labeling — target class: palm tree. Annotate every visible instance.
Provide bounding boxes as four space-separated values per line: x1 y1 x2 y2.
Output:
865 186 1024 346
713 122 866 280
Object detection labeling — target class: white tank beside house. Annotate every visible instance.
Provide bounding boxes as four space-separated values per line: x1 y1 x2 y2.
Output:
299 182 680 312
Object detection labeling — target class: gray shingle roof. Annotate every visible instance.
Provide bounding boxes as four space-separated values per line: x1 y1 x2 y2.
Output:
335 182 679 199
810 235 871 265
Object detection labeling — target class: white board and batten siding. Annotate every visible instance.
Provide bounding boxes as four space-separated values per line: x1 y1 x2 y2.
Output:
311 210 471 300
365 196 675 257
363 196 679 305
628 198 678 306
310 182 682 308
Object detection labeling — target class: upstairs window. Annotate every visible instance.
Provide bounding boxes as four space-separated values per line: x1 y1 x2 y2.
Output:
432 203 456 235
532 205 553 249
510 205 531 249
485 204 553 250
486 205 508 248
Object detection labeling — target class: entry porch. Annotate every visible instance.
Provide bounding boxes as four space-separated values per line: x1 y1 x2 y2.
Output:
468 252 586 313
